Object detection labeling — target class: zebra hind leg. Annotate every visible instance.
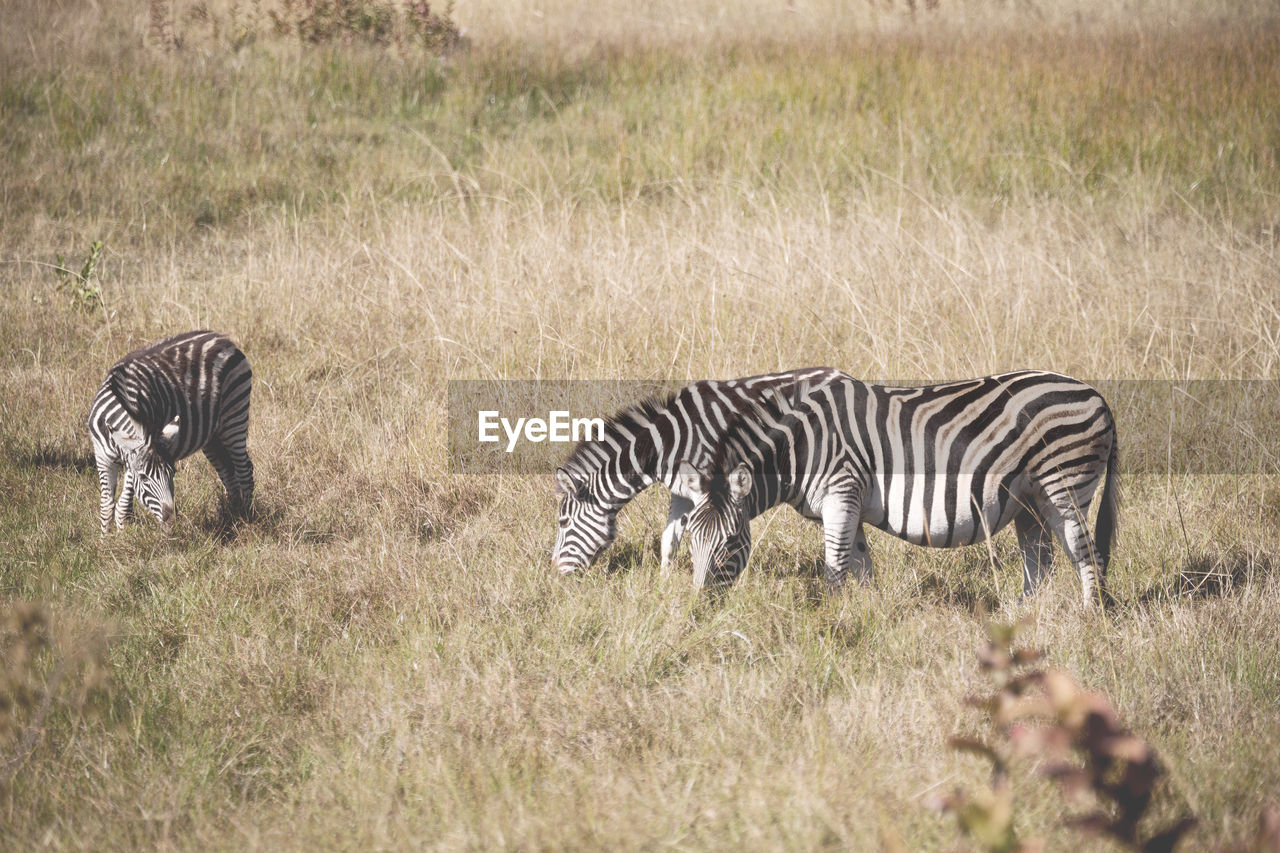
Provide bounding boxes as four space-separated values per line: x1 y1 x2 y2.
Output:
222 428 255 514
204 438 251 516
850 524 873 585
1041 497 1108 609
1014 507 1054 599
230 440 254 513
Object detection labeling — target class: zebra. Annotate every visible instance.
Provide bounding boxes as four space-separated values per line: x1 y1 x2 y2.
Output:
552 368 838 574
88 330 254 534
675 370 1119 607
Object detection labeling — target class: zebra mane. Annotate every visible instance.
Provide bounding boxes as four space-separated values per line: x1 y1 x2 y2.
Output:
557 390 682 491
705 379 819 479
556 372 838 495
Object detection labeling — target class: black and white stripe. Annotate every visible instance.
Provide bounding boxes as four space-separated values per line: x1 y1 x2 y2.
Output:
678 370 1119 607
88 330 254 533
552 368 837 573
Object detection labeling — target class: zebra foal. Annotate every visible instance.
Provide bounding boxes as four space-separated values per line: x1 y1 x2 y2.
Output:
89 330 254 533
677 370 1119 608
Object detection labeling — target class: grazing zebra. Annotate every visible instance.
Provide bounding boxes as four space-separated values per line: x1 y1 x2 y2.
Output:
676 370 1119 607
89 330 254 534
553 368 839 573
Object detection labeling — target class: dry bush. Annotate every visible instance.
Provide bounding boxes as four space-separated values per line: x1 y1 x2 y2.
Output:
933 620 1280 853
147 0 462 53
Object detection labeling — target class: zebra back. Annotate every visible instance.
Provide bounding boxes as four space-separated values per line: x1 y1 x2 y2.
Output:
706 371 1114 539
556 367 844 506
680 370 1119 600
97 330 251 462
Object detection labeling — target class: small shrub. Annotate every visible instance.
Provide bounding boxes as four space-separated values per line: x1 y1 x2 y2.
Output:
929 621 1280 852
929 619 1196 852
52 240 104 313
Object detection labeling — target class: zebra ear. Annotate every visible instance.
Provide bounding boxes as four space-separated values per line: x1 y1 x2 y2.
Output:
554 468 577 497
675 460 707 499
726 462 753 502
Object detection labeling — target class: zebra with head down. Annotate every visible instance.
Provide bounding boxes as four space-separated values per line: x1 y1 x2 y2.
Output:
552 368 843 574
677 371 1120 608
89 330 254 534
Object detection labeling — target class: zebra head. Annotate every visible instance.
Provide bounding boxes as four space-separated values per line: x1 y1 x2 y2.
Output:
677 459 754 589
553 468 618 573
113 418 177 527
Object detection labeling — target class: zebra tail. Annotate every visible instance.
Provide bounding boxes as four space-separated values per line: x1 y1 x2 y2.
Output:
1094 432 1120 568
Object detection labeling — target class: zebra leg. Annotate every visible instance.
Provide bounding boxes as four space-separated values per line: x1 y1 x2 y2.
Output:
211 428 255 514
96 457 120 535
1014 507 1054 598
203 438 237 500
204 438 248 514
660 493 694 573
850 524 873 585
1042 497 1106 608
229 436 254 512
819 488 863 589
114 468 135 530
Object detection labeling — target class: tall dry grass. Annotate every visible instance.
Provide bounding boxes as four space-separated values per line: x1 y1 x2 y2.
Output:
2 0 1279 849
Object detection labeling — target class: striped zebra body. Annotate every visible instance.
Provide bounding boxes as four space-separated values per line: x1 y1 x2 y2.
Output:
678 370 1119 607
88 330 254 533
552 368 841 573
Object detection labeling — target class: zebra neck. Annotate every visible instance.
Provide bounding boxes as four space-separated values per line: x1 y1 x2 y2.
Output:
568 444 657 509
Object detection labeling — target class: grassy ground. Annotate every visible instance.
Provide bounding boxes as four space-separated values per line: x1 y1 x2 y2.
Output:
2 0 1279 849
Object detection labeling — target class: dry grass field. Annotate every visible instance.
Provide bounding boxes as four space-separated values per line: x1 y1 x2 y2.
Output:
2 0 1279 849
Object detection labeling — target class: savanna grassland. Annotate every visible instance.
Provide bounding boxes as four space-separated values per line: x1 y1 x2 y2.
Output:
2 0 1279 849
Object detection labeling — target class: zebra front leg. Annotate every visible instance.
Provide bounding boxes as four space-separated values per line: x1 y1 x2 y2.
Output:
660 493 694 573
1014 508 1054 598
819 488 863 590
114 468 135 531
850 524 873 585
96 457 120 535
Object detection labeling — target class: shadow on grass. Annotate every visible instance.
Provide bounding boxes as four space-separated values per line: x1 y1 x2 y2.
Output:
1134 548 1275 604
749 542 1005 613
195 496 286 545
15 443 96 473
603 538 650 576
913 570 1003 613
192 490 389 547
